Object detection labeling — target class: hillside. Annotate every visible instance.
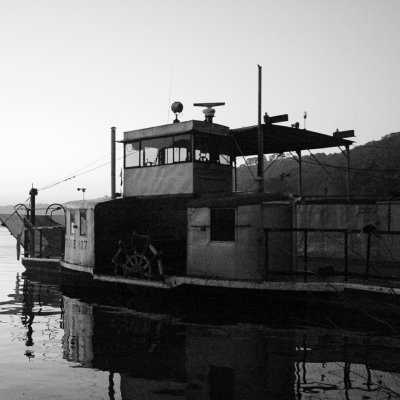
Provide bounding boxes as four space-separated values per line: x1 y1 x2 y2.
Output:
236 131 400 197
2 132 399 207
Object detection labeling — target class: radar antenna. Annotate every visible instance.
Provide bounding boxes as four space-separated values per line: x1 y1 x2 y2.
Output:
193 102 225 123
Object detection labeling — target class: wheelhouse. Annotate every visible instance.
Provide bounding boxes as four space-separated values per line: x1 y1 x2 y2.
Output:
121 121 234 197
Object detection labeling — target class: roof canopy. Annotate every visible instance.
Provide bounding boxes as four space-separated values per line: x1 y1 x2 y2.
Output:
230 124 353 157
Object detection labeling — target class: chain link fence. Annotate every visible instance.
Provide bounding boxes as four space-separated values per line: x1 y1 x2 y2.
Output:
265 228 400 281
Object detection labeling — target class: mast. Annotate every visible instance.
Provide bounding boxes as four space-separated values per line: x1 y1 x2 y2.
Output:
111 127 116 199
257 65 264 193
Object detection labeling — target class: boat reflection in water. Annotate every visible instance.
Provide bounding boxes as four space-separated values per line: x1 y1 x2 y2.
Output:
61 297 93 367
58 293 400 400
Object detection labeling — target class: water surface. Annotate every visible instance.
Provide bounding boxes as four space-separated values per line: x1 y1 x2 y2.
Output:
1 226 400 399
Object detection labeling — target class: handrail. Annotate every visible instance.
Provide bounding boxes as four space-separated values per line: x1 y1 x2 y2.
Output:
45 203 66 227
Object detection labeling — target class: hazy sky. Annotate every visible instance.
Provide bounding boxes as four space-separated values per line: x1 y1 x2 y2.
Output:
0 0 399 205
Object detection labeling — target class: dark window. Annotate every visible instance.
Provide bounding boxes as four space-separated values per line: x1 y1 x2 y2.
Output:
194 134 212 162
79 210 87 236
210 208 235 241
194 133 232 165
70 211 76 235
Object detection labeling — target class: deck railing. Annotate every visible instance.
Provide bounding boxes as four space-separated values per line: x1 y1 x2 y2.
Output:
24 226 65 259
264 227 400 282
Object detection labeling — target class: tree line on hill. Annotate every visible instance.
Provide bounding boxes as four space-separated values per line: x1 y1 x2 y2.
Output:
1 132 399 212
236 131 400 198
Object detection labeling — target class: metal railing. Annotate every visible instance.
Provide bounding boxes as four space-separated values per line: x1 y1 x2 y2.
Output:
264 227 400 282
24 226 65 259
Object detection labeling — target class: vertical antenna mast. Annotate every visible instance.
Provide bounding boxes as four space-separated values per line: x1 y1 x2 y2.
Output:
111 127 116 199
167 70 173 123
257 65 264 193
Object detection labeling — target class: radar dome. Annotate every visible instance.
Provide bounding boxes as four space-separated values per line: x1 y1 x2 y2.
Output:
171 102 183 114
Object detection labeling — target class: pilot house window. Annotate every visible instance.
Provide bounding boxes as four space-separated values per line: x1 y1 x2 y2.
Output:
194 133 232 165
125 134 191 167
210 208 235 241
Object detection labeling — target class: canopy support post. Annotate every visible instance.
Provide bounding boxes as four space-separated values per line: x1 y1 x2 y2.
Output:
345 145 351 202
296 150 302 197
257 65 264 193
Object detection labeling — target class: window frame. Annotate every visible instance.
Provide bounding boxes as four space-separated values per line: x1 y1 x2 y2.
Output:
79 210 87 237
124 134 193 169
69 211 76 235
124 141 142 168
193 133 233 166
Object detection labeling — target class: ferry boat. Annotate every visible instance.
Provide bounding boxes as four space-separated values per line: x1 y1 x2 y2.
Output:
3 101 400 297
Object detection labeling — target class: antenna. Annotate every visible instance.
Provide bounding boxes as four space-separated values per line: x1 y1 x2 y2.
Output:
77 187 86 200
167 70 173 123
193 102 225 123
303 111 307 130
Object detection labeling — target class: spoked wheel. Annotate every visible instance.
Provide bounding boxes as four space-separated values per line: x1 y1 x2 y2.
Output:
125 254 151 276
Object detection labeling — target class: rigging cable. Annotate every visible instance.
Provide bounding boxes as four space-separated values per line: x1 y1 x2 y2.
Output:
299 158 400 175
39 152 112 191
230 134 257 183
36 141 400 194
243 154 284 192
38 151 125 192
306 150 336 181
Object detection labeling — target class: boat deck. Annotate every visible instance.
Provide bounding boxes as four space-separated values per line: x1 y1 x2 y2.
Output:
93 273 400 295
21 255 400 296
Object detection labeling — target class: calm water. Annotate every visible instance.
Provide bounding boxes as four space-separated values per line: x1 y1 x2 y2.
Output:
1 226 400 399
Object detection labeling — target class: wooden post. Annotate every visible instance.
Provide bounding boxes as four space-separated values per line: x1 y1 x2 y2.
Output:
346 144 351 202
296 150 302 197
234 159 237 192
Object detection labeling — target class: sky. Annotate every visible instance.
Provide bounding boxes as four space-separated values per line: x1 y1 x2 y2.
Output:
0 0 399 205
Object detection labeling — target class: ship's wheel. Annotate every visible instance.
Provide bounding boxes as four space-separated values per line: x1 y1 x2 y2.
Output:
112 233 163 278
127 253 151 275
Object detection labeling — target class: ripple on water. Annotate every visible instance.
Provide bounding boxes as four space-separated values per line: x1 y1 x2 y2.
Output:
1 227 400 399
